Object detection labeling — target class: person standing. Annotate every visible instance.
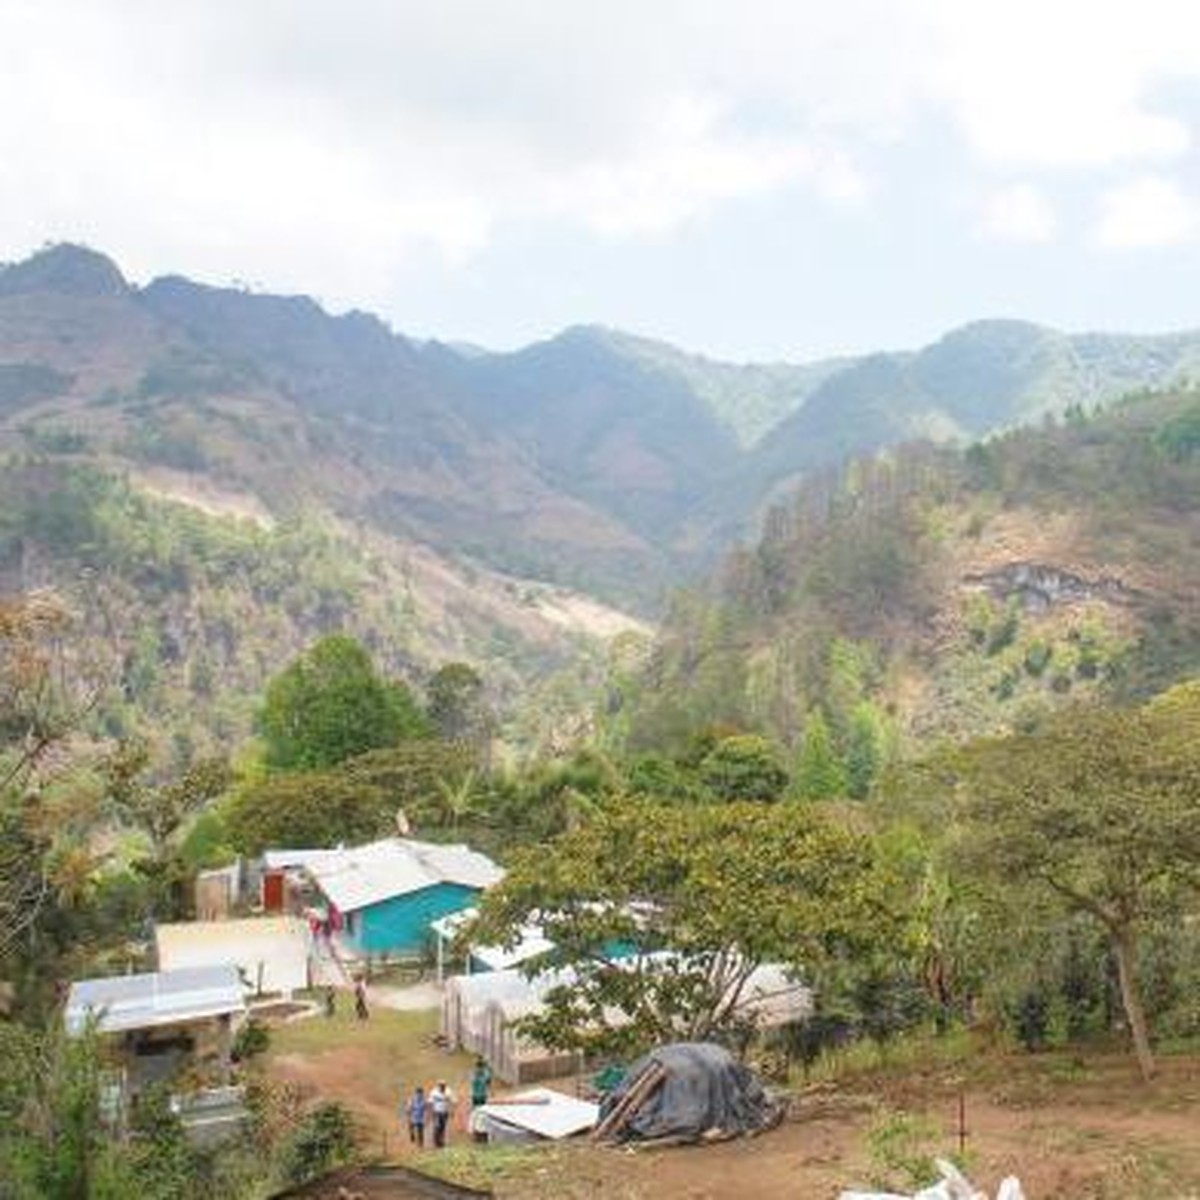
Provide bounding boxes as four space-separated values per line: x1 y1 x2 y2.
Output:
354 977 370 1021
430 1080 454 1148
470 1057 492 1109
405 1084 427 1147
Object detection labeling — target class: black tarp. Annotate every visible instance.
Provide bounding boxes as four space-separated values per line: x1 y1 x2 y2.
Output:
598 1041 783 1143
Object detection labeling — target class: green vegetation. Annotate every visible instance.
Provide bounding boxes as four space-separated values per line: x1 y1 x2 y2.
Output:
611 388 1200 758
258 634 430 771
472 798 894 1058
3 246 1200 1193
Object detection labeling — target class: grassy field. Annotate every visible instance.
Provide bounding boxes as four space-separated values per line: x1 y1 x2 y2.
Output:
264 1000 476 1158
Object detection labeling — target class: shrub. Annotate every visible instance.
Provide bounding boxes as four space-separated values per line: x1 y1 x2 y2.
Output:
279 1102 359 1186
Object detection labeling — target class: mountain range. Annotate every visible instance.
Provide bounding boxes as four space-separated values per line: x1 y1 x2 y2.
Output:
4 241 1200 747
6 244 1200 606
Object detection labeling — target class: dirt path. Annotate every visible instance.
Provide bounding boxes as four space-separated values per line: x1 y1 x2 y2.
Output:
263 1016 1200 1199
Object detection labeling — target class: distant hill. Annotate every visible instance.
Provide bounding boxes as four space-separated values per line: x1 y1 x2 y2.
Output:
614 387 1200 757
738 319 1200 513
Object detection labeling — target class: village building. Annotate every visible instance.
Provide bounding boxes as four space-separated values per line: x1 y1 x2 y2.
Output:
440 959 811 1084
64 964 248 1140
277 837 503 960
156 915 312 997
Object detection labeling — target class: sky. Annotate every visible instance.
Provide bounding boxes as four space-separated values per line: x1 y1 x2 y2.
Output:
2 0 1200 362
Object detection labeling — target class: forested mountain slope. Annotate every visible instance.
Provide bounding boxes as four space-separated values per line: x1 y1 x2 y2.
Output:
614 389 1200 757
6 244 1200 612
732 320 1200 519
5 242 1200 753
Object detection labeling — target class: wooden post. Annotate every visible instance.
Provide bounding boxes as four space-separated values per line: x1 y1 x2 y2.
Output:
217 1014 233 1085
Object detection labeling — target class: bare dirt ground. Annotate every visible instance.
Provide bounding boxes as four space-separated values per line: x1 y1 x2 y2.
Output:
264 1010 1200 1198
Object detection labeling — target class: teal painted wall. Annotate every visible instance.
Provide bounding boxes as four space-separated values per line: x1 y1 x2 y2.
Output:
349 883 479 955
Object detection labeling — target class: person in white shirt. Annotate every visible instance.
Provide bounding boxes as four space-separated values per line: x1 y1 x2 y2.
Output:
429 1080 455 1147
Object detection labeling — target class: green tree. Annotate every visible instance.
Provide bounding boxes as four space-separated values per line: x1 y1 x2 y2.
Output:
845 701 885 800
425 662 492 752
0 1021 143 1198
471 799 894 1058
257 635 427 772
432 768 482 833
1 591 106 970
105 741 231 914
340 740 475 834
793 709 847 800
223 771 387 855
955 693 1200 1080
698 733 789 802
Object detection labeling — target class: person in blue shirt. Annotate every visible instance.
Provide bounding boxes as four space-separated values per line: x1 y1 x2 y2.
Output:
405 1084 427 1147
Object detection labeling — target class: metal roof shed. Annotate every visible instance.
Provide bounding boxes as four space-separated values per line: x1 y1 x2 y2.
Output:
65 965 246 1035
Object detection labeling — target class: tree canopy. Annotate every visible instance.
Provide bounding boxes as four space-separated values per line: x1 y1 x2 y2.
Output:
953 691 1200 1078
471 798 895 1058
256 635 428 772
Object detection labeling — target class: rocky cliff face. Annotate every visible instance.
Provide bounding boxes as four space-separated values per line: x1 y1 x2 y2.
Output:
963 563 1144 613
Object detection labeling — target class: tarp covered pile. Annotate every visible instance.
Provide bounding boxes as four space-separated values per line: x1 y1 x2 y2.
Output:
594 1041 783 1145
840 1158 1027 1200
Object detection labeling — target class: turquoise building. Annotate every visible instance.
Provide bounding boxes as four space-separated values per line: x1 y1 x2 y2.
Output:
305 837 503 957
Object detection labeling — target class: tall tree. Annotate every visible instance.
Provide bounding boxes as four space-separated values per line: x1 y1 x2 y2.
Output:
955 693 1200 1080
471 799 895 1058
0 592 103 965
105 741 231 915
257 635 428 772
793 708 847 800
223 771 387 855
425 662 492 754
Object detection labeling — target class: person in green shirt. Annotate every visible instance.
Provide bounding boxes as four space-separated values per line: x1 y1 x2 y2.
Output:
470 1057 492 1108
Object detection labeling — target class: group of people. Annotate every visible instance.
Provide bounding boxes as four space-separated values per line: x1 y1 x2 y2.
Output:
403 1058 492 1149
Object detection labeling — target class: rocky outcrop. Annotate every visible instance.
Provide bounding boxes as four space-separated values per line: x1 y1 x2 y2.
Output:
963 562 1143 612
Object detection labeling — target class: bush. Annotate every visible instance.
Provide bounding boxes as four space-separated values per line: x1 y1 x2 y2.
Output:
232 1018 270 1062
866 1109 942 1191
279 1102 359 1186
1023 639 1053 677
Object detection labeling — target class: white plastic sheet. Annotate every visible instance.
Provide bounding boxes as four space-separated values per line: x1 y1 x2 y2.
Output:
838 1158 1025 1200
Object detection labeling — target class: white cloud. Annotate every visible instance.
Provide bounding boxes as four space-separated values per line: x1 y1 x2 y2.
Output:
1093 176 1198 249
978 183 1057 243
2 0 1200 317
920 0 1199 168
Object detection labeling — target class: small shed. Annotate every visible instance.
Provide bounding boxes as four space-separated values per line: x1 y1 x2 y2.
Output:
259 848 345 913
441 959 812 1085
156 916 312 997
194 862 243 920
441 966 582 1084
65 965 246 1102
302 838 503 958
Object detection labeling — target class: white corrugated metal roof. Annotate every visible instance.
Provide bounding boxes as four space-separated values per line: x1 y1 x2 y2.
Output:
65 965 245 1035
261 848 345 871
446 957 811 1027
430 908 555 971
303 837 503 913
476 1088 598 1139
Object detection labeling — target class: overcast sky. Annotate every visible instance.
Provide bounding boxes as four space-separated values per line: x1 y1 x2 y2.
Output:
2 1 1200 361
